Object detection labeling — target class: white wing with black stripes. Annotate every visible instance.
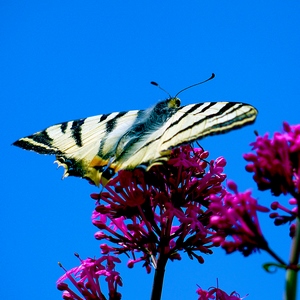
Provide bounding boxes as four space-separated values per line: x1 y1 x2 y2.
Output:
13 98 258 186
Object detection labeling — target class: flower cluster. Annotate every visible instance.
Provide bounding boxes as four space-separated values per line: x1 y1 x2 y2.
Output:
57 145 229 299
57 254 122 300
56 122 300 299
244 122 300 197
209 180 269 256
243 122 299 234
241 122 300 299
208 121 300 296
196 285 247 300
90 145 227 271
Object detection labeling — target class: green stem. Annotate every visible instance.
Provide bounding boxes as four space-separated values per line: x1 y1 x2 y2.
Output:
284 216 300 300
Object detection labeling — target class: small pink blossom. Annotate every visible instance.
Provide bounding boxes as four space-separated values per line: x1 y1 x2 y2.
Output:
269 199 298 237
57 254 122 300
196 286 247 300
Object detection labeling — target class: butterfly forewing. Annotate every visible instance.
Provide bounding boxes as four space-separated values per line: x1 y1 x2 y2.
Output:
158 102 257 152
112 102 258 171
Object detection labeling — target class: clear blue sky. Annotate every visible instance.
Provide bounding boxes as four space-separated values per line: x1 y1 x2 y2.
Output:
1 1 300 299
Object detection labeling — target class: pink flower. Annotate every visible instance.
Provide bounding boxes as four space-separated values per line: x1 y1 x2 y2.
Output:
196 285 247 300
243 122 300 238
269 199 298 237
57 254 122 300
244 122 300 196
209 180 269 255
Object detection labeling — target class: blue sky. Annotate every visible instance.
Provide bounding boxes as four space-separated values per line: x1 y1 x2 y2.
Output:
1 1 300 299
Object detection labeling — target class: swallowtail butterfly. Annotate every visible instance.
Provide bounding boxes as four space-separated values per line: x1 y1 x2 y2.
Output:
13 78 258 186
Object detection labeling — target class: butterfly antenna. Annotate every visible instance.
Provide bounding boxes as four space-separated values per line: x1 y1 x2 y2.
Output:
151 81 172 98
175 73 215 98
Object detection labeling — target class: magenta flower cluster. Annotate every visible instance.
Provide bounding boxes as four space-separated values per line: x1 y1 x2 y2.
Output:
196 285 247 300
209 180 270 256
57 254 122 300
244 122 299 233
208 122 300 258
90 145 227 270
57 145 234 299
57 122 300 299
244 122 300 197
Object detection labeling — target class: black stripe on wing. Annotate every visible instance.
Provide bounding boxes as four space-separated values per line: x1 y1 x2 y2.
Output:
13 128 60 154
164 103 211 130
30 130 53 145
60 122 68 133
105 112 127 133
12 138 62 155
98 112 138 159
99 114 109 123
71 118 86 147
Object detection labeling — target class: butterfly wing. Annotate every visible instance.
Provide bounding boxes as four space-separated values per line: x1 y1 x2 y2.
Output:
112 102 257 170
158 102 258 151
13 110 139 185
13 101 257 186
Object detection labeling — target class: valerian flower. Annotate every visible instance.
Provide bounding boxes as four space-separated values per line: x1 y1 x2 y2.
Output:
196 285 247 300
57 254 122 300
244 122 300 197
209 180 270 256
243 122 300 238
243 122 300 300
269 199 298 237
57 145 245 300
90 145 227 270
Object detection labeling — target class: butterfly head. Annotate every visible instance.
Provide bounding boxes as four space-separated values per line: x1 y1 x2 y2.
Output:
167 97 181 109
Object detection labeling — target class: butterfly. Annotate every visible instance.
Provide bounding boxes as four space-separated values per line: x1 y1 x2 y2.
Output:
13 79 258 186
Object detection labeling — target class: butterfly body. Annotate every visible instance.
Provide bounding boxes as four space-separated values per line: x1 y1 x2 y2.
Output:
13 97 257 186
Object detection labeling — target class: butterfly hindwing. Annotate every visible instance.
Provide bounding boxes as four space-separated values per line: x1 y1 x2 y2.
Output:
13 110 140 184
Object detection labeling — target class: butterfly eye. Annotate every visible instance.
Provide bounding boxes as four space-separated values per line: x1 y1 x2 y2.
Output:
167 98 181 108
175 99 181 107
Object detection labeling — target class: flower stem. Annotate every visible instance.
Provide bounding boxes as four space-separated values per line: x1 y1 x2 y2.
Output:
150 254 168 300
265 246 287 266
284 216 300 300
